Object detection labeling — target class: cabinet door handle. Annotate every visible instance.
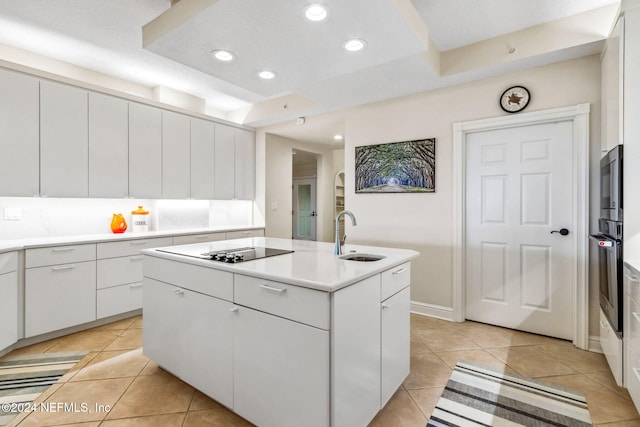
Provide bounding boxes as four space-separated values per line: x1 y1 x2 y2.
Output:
629 275 640 283
633 312 640 324
600 320 610 329
634 368 640 382
173 289 184 295
129 255 143 261
52 265 75 271
259 284 287 294
392 267 407 276
130 283 143 289
382 303 391 309
52 247 75 253
130 241 148 246
229 306 239 313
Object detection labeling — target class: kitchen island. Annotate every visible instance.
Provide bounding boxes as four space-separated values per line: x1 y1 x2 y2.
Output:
141 237 418 427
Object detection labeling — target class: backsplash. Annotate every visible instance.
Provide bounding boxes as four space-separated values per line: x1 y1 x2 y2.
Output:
0 197 254 240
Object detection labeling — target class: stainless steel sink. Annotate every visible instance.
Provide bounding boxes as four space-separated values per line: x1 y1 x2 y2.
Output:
339 253 386 262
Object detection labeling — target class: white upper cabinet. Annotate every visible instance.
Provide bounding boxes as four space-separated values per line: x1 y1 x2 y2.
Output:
190 118 216 200
129 102 162 198
40 80 89 197
235 128 255 200
88 92 129 198
214 124 236 200
214 124 255 200
0 69 40 197
162 111 191 199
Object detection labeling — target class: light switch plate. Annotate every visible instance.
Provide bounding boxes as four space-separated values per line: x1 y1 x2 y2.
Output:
3 207 21 220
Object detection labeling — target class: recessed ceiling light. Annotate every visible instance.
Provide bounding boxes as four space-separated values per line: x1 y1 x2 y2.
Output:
344 38 366 52
258 70 276 80
333 134 343 141
305 4 328 21
211 50 235 62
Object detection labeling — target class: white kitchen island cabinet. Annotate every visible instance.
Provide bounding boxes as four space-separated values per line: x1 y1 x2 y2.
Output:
142 237 418 427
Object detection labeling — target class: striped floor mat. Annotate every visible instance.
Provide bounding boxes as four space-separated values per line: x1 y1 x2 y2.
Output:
0 351 87 426
428 361 593 427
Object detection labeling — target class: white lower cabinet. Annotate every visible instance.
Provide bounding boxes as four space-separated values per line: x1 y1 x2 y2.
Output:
143 257 411 427
625 263 640 408
172 232 226 246
96 237 172 318
143 278 234 408
233 306 329 427
381 286 410 407
0 252 18 351
600 307 623 386
25 260 96 337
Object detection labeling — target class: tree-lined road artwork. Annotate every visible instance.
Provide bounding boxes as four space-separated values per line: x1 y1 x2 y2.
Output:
355 139 435 193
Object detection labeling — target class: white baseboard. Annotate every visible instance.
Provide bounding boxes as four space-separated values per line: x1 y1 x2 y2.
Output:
589 335 603 354
410 301 455 322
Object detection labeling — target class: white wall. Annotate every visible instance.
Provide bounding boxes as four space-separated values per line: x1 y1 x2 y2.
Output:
264 134 339 242
343 55 602 334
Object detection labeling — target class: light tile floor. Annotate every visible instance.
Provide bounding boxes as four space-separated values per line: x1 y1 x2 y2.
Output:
2 314 639 426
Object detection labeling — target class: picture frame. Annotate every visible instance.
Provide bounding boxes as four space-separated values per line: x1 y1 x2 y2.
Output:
355 138 436 193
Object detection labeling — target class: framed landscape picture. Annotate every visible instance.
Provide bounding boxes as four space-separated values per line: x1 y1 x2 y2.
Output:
355 138 436 193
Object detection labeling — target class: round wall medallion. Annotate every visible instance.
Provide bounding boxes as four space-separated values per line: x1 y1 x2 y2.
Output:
500 86 530 113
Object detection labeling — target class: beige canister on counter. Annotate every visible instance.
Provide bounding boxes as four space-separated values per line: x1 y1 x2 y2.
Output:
131 206 150 232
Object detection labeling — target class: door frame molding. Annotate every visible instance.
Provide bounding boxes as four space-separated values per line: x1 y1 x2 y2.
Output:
452 104 590 349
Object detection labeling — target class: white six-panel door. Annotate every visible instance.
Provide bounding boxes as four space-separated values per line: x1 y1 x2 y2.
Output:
465 120 574 339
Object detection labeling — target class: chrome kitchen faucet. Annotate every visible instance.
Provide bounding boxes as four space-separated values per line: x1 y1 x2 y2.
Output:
334 210 357 255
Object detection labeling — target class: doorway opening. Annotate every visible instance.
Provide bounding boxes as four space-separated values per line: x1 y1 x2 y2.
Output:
292 149 318 240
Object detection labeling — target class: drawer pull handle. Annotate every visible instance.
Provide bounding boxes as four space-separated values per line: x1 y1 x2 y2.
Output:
382 303 391 310
633 312 640 324
600 320 610 330
259 284 287 294
52 265 75 271
52 247 75 253
229 306 239 313
130 283 143 289
627 274 640 283
173 289 184 295
392 267 407 276
130 255 144 261
130 241 148 246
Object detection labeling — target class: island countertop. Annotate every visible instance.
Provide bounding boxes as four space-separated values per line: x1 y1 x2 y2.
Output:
141 237 419 292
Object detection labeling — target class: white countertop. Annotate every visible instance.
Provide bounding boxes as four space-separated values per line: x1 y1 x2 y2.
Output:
0 226 263 254
142 237 419 292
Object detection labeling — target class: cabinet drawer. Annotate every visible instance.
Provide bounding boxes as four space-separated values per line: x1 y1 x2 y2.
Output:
97 282 143 318
234 275 329 329
173 233 226 246
629 297 640 358
226 229 264 239
0 251 17 275
25 260 97 337
627 345 640 409
26 244 96 268
97 237 172 259
381 262 411 301
626 265 640 306
97 255 144 289
144 255 233 301
600 308 623 385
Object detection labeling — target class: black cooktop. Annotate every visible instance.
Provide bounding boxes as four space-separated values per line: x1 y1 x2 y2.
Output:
158 246 294 264
201 246 293 263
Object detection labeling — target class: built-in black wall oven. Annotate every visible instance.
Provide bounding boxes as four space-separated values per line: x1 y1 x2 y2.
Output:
590 145 623 337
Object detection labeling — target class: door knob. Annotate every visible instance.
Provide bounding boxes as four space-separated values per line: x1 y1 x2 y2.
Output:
550 228 570 236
